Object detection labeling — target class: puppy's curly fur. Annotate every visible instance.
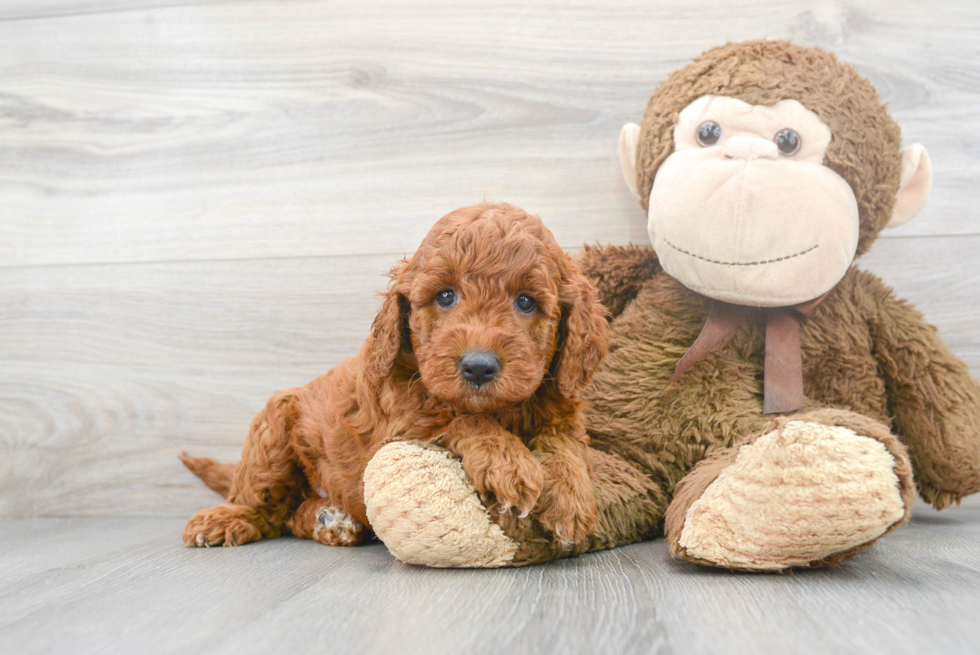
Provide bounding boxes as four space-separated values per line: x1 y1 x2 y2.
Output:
182 203 609 548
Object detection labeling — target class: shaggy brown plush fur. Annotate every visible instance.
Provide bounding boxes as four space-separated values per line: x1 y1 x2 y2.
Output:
389 41 980 569
181 202 609 547
477 248 980 567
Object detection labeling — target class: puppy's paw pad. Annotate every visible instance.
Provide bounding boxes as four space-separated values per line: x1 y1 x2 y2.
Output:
313 507 364 547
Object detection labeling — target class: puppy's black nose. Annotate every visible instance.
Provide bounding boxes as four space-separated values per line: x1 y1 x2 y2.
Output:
459 351 500 387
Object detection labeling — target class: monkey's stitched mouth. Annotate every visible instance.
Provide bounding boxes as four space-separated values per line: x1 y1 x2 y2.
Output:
664 239 819 266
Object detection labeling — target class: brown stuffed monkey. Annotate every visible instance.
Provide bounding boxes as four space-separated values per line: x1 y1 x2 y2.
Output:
363 40 980 571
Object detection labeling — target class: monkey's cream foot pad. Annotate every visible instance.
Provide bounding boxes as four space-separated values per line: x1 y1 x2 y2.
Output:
675 420 909 571
363 441 517 568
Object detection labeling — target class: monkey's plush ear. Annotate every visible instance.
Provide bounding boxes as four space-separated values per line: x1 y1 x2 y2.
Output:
618 123 642 199
886 144 933 229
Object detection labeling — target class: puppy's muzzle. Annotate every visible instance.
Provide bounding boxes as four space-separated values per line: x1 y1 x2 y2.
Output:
459 351 500 388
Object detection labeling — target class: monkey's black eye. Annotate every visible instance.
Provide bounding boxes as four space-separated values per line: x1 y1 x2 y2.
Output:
774 128 801 156
696 121 722 146
514 293 537 314
435 289 457 308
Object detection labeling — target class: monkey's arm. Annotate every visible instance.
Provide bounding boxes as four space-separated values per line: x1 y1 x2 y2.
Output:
575 244 660 319
862 271 980 509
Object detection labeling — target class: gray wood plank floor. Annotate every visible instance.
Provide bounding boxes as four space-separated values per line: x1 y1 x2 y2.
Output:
2 497 979 655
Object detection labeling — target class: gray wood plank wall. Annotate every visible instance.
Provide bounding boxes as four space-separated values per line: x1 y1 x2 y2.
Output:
1 0 978 517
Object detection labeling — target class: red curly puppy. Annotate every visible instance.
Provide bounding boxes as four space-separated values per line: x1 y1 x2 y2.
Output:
181 202 609 548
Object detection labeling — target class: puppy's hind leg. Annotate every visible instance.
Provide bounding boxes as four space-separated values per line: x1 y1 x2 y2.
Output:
287 497 367 547
184 390 305 547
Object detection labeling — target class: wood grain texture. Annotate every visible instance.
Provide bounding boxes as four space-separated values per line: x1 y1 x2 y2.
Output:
1 497 979 655
1 0 979 520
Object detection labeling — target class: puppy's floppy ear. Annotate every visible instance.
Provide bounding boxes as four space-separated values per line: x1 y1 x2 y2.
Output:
555 262 610 398
364 261 412 392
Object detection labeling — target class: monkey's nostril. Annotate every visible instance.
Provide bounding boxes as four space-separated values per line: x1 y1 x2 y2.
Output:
459 351 501 387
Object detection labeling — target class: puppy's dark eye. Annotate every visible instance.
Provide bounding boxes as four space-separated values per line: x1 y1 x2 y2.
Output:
435 289 457 308
514 293 537 314
696 120 722 146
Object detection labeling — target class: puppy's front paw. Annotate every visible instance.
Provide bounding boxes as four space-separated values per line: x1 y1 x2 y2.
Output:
537 476 598 545
183 503 270 547
462 446 545 518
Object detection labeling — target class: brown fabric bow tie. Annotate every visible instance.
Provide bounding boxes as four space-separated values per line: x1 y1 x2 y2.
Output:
657 291 831 414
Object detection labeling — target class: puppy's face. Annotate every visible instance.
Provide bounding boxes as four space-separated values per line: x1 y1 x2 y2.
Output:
407 217 562 413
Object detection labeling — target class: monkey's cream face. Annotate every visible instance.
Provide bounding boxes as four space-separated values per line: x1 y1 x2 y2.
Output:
648 95 859 307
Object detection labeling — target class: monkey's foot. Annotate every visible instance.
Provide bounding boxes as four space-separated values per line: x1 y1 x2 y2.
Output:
363 441 517 568
665 410 915 571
